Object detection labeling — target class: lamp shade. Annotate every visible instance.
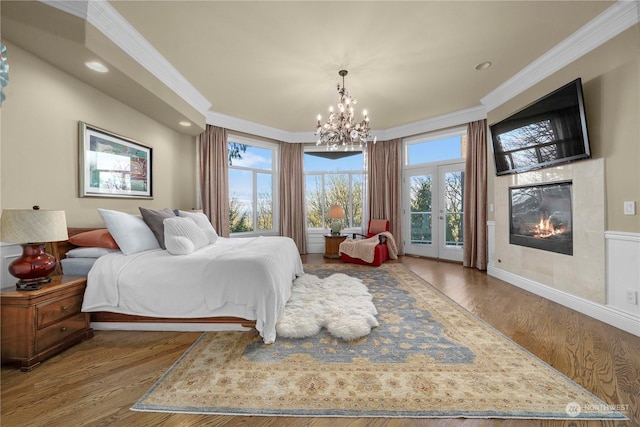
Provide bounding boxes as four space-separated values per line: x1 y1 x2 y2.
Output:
327 205 346 219
1 209 68 243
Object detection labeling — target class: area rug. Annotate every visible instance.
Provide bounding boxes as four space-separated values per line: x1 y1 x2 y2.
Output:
132 263 627 420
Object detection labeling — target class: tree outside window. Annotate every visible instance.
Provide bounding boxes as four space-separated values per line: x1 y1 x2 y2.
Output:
227 138 277 234
444 171 464 247
304 152 363 231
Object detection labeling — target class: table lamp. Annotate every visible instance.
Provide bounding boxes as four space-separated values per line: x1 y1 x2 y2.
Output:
1 206 68 291
327 205 346 235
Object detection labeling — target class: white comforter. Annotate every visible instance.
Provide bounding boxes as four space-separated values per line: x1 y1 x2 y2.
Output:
82 236 304 343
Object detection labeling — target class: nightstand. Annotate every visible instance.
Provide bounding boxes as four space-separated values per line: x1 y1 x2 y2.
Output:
1 275 93 371
324 234 347 259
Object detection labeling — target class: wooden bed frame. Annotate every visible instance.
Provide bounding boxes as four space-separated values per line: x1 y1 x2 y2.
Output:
50 228 257 330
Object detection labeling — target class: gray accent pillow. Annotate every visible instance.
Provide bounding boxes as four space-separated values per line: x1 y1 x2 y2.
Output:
139 207 176 249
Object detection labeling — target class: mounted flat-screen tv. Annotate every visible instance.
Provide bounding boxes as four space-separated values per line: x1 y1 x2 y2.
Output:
490 78 591 176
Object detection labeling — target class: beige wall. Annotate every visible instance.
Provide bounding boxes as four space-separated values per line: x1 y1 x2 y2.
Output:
488 24 640 234
487 24 640 303
0 41 197 227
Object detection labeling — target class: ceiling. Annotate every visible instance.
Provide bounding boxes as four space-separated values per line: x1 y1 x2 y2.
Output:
1 1 622 137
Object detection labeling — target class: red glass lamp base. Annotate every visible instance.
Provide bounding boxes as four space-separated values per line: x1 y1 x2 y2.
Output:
8 243 57 291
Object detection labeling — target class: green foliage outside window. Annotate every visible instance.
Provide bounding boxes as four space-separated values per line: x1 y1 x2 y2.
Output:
306 174 362 229
229 194 252 233
410 175 432 244
227 141 274 234
228 142 247 165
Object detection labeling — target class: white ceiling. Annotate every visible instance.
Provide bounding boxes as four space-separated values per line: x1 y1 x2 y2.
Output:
3 1 634 138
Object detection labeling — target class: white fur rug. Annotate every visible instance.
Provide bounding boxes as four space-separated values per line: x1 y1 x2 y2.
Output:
276 273 378 341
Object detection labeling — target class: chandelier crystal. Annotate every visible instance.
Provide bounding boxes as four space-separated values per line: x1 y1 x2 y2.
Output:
315 70 376 151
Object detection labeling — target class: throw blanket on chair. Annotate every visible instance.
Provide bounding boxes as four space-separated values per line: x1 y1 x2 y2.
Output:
339 231 398 264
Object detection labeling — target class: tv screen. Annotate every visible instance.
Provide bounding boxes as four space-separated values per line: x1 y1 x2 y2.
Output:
490 78 591 176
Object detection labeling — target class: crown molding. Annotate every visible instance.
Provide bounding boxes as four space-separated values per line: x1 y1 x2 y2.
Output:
41 0 88 19
210 1 639 142
206 111 296 142
481 0 640 112
207 106 486 143
42 0 212 116
41 0 638 142
375 105 487 141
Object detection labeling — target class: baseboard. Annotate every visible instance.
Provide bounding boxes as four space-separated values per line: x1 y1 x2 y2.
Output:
487 265 640 337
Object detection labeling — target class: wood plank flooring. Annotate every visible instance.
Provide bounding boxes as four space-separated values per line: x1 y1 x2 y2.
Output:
2 255 638 427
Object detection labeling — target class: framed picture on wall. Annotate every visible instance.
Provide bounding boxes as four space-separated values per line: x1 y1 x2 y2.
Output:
78 122 153 199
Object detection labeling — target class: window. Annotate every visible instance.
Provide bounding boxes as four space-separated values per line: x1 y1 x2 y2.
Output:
405 128 467 166
304 151 364 230
228 135 278 235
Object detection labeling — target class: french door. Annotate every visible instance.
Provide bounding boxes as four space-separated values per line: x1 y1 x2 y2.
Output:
403 162 465 261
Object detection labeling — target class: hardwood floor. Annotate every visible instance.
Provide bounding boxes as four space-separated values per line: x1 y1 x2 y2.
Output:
2 255 638 427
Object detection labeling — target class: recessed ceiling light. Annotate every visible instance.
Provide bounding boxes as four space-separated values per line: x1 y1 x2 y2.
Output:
179 121 192 127
84 61 109 73
475 61 492 71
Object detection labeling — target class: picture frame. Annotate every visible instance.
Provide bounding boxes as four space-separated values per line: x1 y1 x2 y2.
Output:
78 122 153 199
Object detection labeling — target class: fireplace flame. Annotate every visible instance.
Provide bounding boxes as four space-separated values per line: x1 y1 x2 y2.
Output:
534 217 566 239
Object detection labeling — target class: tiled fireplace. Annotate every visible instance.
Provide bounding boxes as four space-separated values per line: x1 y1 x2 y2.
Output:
493 158 605 303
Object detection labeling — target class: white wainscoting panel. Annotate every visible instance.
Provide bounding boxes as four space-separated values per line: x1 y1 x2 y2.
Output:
487 226 640 337
605 231 640 319
307 229 327 254
307 228 362 255
487 221 496 268
0 242 22 288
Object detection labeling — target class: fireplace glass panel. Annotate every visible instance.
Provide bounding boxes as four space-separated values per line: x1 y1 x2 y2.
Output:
509 181 573 255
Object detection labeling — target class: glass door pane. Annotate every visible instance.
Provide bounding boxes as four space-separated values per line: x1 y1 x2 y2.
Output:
444 170 464 248
404 168 437 258
438 164 465 262
410 174 433 245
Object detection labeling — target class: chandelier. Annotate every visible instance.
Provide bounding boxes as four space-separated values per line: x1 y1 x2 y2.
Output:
315 70 376 151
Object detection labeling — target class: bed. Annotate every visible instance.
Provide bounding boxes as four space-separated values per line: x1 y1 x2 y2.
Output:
53 210 304 344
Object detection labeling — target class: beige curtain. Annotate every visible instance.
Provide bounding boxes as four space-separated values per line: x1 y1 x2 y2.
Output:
463 120 488 270
279 142 307 254
367 138 403 255
197 125 230 237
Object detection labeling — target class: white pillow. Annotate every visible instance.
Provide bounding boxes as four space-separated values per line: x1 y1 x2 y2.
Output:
98 209 160 255
164 216 210 255
178 210 218 244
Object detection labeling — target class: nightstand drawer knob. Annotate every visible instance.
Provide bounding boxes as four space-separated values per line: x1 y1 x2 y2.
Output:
61 306 68 311
60 327 68 332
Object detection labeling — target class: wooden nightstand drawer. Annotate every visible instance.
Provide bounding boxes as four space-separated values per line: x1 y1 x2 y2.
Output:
36 313 88 351
36 294 83 328
1 276 93 371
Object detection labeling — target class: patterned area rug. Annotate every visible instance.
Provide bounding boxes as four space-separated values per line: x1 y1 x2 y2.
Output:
132 264 626 420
